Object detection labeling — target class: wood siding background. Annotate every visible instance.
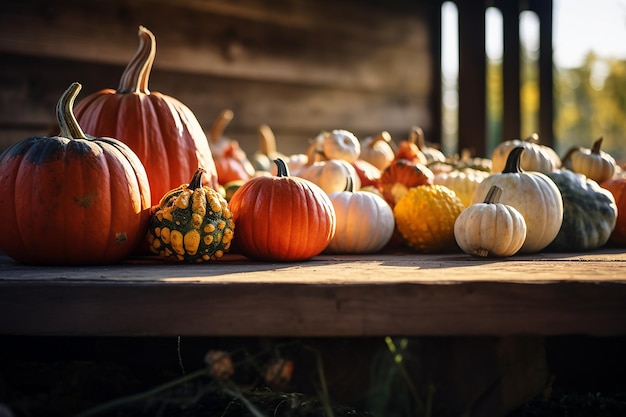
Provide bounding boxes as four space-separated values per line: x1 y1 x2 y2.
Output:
0 0 436 157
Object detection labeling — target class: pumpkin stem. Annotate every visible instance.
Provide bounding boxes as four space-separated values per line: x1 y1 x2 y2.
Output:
118 25 156 94
209 109 234 143
483 185 503 204
344 175 355 193
408 125 424 146
502 146 525 174
525 133 540 144
591 137 604 154
57 82 89 140
370 131 392 148
188 168 206 189
258 124 277 156
274 158 290 177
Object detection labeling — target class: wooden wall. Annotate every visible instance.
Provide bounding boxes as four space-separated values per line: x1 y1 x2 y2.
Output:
0 0 437 157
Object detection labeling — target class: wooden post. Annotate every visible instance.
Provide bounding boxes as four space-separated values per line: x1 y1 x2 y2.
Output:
457 0 487 157
531 0 554 147
499 0 522 142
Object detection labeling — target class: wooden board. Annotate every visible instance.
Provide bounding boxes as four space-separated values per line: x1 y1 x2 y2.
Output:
1 247 625 338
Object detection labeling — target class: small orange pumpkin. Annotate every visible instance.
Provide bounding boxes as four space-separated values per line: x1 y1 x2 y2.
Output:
380 159 434 206
228 159 336 261
601 177 626 246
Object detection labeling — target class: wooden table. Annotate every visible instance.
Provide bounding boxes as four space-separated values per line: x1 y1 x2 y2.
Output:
1 247 625 337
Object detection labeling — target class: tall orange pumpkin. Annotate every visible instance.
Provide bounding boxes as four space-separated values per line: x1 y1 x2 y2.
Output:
73 26 218 205
228 159 336 261
0 82 151 265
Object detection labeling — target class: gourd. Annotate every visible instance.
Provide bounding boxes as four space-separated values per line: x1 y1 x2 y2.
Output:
359 131 395 171
544 169 617 252
309 129 361 163
228 159 336 261
74 26 218 205
380 159 434 207
433 168 488 207
491 133 561 174
600 177 626 246
296 157 361 194
326 178 395 254
393 184 465 253
471 146 563 253
561 137 616 184
0 82 151 265
147 168 234 262
454 185 527 257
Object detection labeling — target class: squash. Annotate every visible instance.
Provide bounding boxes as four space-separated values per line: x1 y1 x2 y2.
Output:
147 168 234 262
380 159 434 207
296 157 361 194
0 82 151 265
471 146 563 253
326 178 395 254
359 131 395 171
454 185 527 257
433 168 489 207
73 26 218 205
228 159 336 261
491 133 560 174
600 177 626 246
394 129 428 165
561 137 616 184
310 129 361 163
393 184 465 253
544 169 617 252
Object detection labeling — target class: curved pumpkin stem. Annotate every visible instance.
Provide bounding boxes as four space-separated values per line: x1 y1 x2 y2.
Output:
57 82 89 140
591 137 604 154
408 126 424 146
483 185 503 204
274 158 290 177
117 25 156 94
258 124 277 156
188 168 206 189
209 109 234 144
525 133 540 144
370 131 392 148
502 146 525 174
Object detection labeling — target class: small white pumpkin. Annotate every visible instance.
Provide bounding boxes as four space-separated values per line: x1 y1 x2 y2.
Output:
326 178 395 253
561 137 616 184
471 146 563 253
433 168 489 207
311 129 361 163
359 131 395 171
455 185 527 257
297 159 361 194
491 133 561 174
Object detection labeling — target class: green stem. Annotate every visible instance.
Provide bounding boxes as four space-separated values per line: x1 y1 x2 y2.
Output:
57 82 88 140
274 158 291 177
502 146 525 174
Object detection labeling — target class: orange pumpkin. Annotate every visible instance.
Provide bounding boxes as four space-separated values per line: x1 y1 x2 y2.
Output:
380 159 434 206
73 26 218 205
228 159 336 261
0 82 151 265
601 177 626 246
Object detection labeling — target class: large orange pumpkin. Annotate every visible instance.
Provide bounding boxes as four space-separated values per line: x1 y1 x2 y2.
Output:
601 177 626 246
228 159 336 261
0 82 151 265
73 26 218 205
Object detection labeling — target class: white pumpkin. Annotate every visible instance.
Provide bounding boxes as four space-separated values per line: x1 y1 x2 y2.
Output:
491 134 561 174
296 159 361 194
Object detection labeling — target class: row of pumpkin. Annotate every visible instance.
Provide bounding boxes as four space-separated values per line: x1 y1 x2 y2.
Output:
0 26 624 265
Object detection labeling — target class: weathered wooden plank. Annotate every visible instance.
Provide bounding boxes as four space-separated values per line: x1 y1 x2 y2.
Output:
1 249 625 337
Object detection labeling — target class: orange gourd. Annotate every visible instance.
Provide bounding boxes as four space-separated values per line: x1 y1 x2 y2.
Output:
0 82 151 265
73 26 218 205
228 159 336 261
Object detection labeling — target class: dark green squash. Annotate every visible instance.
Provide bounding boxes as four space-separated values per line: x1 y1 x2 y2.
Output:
545 169 617 252
147 168 235 262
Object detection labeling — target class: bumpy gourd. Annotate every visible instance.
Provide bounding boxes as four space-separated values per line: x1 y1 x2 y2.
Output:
454 185 527 257
393 184 465 253
147 168 234 262
544 169 617 252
